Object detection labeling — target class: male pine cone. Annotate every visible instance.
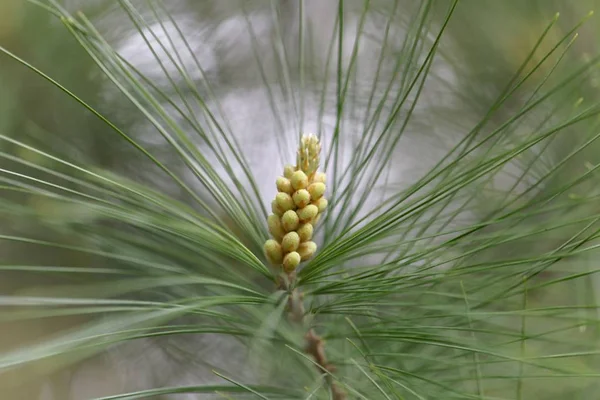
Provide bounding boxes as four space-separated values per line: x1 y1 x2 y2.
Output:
264 134 327 272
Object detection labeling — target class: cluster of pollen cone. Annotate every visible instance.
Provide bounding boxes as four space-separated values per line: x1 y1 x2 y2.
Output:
264 134 327 273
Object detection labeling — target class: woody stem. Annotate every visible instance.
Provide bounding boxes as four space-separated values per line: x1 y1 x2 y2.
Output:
278 272 346 400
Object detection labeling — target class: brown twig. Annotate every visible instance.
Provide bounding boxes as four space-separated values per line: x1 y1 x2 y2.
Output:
277 273 346 400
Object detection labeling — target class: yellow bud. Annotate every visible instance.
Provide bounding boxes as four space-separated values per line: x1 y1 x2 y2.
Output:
297 204 318 222
267 214 285 241
298 241 317 261
283 251 301 272
297 223 313 242
313 172 326 184
281 210 300 232
283 164 296 179
307 182 326 200
282 231 300 252
313 197 328 213
292 189 311 208
297 134 321 175
276 177 293 194
264 239 283 264
271 200 283 217
275 192 295 212
290 170 309 191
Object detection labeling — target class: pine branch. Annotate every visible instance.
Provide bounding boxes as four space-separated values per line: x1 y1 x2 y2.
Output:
278 271 346 400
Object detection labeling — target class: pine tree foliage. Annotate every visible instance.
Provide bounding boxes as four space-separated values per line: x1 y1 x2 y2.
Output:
1 0 600 399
